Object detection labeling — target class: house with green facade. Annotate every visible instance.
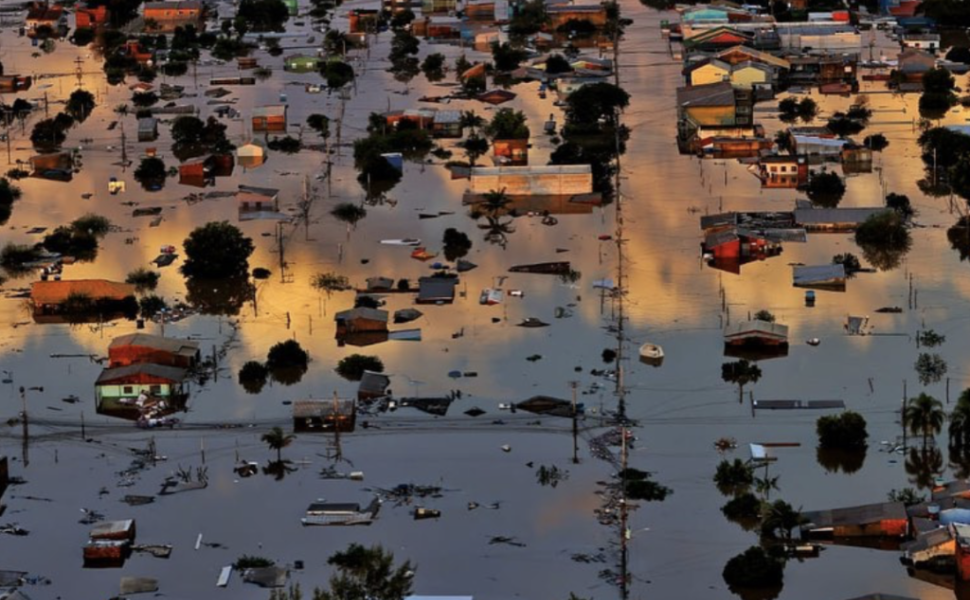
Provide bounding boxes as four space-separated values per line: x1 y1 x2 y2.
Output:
95 363 188 414
284 54 321 73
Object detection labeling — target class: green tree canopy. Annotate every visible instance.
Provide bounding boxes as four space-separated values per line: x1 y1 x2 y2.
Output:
181 221 255 279
314 544 414 600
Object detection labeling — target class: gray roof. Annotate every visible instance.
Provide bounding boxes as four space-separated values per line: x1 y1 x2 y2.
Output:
109 333 199 357
794 207 889 225
434 110 462 125
144 0 202 8
724 319 789 340
238 184 280 198
96 363 187 384
137 117 157 131
293 399 354 418
676 81 736 108
358 371 391 395
803 501 907 528
417 277 457 301
90 519 135 538
705 229 738 248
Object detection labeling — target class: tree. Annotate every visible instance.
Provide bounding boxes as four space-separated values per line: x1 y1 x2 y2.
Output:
885 192 915 220
30 117 70 150
564 82 630 134
491 41 527 71
65 89 96 123
171 116 205 146
238 360 269 394
322 60 355 90
126 268 160 290
266 340 309 370
236 0 289 31
864 133 889 151
509 0 548 34
460 134 489 166
806 171 845 208
722 546 784 590
949 390 970 449
131 91 158 107
948 215 970 261
134 156 167 189
816 411 868 450
442 228 472 261
481 188 511 215
485 108 530 140
331 203 367 227
854 211 912 271
181 221 255 279
714 458 754 495
915 353 948 386
314 544 414 600
420 53 446 82
460 110 484 133
261 426 295 462
832 253 862 276
905 393 945 448
312 272 350 299
307 114 330 139
760 500 804 541
948 46 970 64
336 354 384 381
920 67 956 114
545 54 573 74
721 359 762 404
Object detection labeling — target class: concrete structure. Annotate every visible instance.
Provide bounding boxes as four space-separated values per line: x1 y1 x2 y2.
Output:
468 165 592 196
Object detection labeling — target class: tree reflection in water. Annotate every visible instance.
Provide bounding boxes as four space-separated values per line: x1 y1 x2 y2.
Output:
948 216 970 261
816 447 867 475
906 446 944 490
263 460 297 481
185 275 255 316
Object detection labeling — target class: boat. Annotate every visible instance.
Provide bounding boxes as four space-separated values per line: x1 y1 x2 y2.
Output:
413 507 441 520
301 498 380 526
518 317 549 328
153 253 177 267
639 343 664 366
381 238 421 246
508 261 571 275
456 259 477 272
806 338 821 346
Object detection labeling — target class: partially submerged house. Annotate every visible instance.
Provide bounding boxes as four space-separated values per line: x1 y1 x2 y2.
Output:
293 399 356 433
793 264 846 290
108 333 200 368
466 165 593 198
358 371 391 401
75 3 109 28
301 499 380 525
758 155 808 188
84 519 136 566
724 319 789 347
137 117 158 142
675 81 755 147
802 501 909 538
416 277 457 304
25 2 66 37
335 307 389 346
793 206 889 232
0 76 32 94
29 152 74 181
252 105 287 132
432 110 462 138
30 280 136 323
237 185 281 220
95 363 188 413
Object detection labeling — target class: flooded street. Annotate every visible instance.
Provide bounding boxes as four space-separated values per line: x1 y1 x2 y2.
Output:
2 0 970 597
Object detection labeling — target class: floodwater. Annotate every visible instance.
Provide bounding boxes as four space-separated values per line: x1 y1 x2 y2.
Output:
1 0 970 598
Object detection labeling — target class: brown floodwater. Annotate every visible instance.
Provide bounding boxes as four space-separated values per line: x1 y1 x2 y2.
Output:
1 0 969 598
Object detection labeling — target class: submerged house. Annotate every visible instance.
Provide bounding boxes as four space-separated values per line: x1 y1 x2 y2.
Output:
758 155 808 188
137 117 158 142
293 399 356 432
358 371 391 401
252 105 287 132
237 185 280 220
30 280 137 323
335 307 389 346
108 333 200 368
29 152 74 181
793 264 846 290
142 0 203 32
0 75 32 94
25 2 66 37
676 81 755 146
95 363 188 414
724 319 789 347
416 277 457 304
466 165 593 198
802 501 909 538
793 206 889 232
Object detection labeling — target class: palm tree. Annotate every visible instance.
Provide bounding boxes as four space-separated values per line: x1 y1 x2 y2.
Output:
721 359 763 404
460 110 484 134
949 389 970 449
481 188 511 216
905 393 945 448
760 500 805 541
261 426 295 462
906 446 943 490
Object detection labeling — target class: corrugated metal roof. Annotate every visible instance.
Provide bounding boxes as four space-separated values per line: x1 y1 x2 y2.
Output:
96 364 187 384
470 164 591 176
803 501 907 528
252 105 287 118
793 207 888 225
724 319 789 339
334 307 388 322
109 334 200 356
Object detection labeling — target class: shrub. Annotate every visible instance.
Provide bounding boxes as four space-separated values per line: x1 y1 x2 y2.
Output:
126 268 160 290
714 459 753 494
722 546 784 589
816 411 868 450
266 340 309 370
336 354 384 381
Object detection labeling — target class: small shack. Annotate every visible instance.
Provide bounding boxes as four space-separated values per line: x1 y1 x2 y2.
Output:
252 105 287 132
335 307 389 336
358 371 391 401
28 152 74 182
293 399 356 432
432 110 462 138
108 333 200 368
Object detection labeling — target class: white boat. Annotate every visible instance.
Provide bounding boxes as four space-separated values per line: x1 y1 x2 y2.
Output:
639 343 664 366
380 238 421 246
806 338 821 346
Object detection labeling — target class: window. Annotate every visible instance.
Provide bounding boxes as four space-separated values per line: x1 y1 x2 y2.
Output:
123 386 134 394
150 385 162 394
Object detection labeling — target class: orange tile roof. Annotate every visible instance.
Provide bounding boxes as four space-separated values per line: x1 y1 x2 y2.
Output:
31 279 136 305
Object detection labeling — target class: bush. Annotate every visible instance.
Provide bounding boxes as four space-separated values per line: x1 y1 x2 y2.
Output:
182 221 255 279
72 214 111 236
832 252 862 275
233 554 275 569
0 243 41 271
336 354 384 381
886 192 914 219
442 228 472 261
722 492 762 524
807 171 845 208
817 411 868 450
753 310 774 322
134 157 167 188
331 203 366 225
864 133 889 151
267 136 301 154
139 294 167 318
126 268 160 290
619 467 671 501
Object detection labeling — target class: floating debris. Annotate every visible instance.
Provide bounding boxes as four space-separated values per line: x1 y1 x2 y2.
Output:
488 536 526 547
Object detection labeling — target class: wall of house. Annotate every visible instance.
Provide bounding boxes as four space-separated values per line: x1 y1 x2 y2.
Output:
98 382 174 399
690 64 730 86
731 67 769 89
685 105 736 127
110 347 196 368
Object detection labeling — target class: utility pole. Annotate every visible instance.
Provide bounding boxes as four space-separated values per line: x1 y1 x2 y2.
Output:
570 381 579 464
619 426 629 600
19 386 29 467
74 55 84 88
331 391 343 462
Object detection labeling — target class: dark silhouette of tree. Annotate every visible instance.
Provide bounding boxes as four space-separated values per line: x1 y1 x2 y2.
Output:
261 426 295 462
314 544 414 600
722 360 762 404
181 221 254 279
905 393 945 448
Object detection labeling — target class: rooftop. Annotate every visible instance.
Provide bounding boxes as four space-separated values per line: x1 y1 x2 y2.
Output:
31 280 135 305
96 363 188 385
109 334 200 357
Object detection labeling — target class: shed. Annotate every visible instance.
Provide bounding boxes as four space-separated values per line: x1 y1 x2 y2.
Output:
90 519 137 541
802 501 908 538
252 105 287 132
108 333 201 368
416 277 457 304
293 399 356 432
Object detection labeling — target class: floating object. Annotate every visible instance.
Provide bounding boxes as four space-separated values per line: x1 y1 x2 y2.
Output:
465 407 486 417
410 247 437 261
480 288 503 305
381 238 421 246
413 508 441 520
518 318 549 328
393 308 423 324
456 259 477 272
639 343 664 366
807 338 821 346
805 290 816 306
501 444 511 452
509 261 570 275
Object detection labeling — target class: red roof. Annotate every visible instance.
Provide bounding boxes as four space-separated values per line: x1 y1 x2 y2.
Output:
31 280 135 305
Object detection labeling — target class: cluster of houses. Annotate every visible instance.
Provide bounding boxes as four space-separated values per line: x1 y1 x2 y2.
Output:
699 201 889 275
